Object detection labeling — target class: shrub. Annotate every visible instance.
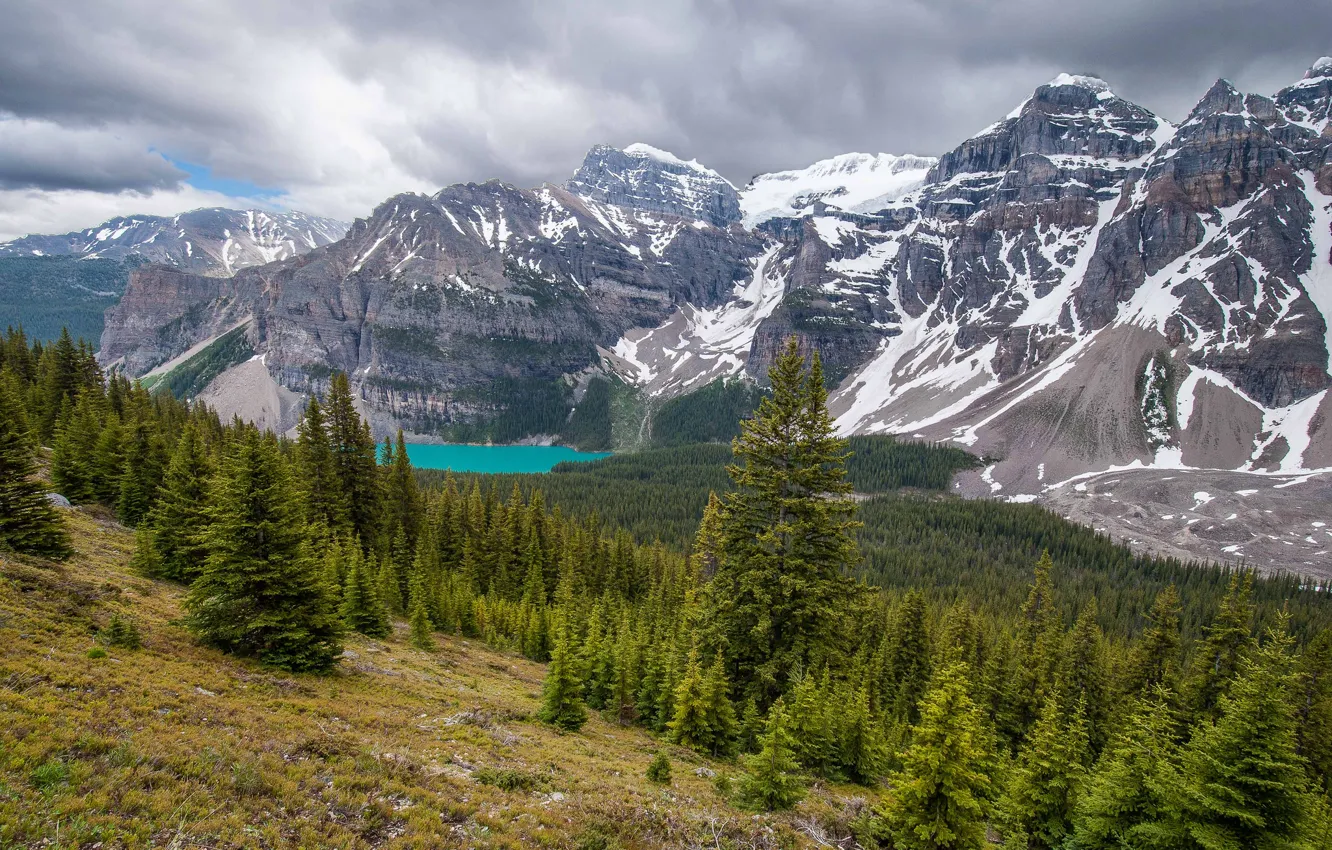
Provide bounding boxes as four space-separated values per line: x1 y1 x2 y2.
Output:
86 646 107 659
29 759 70 793
646 752 672 784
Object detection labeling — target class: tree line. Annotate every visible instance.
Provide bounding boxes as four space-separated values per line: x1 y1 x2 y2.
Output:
2 327 1330 847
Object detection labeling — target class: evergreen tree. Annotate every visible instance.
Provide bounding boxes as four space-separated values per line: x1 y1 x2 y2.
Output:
646 751 672 784
140 423 213 582
184 431 342 672
835 683 889 786
1124 585 1183 700
1002 690 1091 850
409 594 434 651
1184 572 1255 722
885 589 933 725
376 553 404 615
669 644 713 751
1294 628 1332 797
1063 599 1110 755
877 661 993 850
116 389 166 527
339 543 390 638
735 697 806 812
0 375 70 558
295 395 348 531
325 372 380 544
707 337 859 705
693 490 724 579
787 667 836 777
1165 618 1314 850
1070 686 1180 850
386 430 421 548
538 609 588 731
92 413 125 505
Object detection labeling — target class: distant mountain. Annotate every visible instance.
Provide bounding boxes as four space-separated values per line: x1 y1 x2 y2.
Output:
0 208 348 275
0 208 347 341
98 57 1332 571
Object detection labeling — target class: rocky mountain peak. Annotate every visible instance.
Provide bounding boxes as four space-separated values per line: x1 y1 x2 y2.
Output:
565 143 742 227
1184 78 1247 122
1308 56 1332 78
739 151 936 225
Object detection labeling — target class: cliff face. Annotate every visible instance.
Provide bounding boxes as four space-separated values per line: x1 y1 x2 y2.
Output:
101 60 1332 493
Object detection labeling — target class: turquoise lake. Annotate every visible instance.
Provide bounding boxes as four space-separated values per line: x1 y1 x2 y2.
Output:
404 443 611 474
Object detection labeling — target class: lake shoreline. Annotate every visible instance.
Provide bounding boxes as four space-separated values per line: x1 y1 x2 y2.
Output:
404 442 612 474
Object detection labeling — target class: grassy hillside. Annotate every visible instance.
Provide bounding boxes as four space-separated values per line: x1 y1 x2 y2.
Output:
0 510 870 849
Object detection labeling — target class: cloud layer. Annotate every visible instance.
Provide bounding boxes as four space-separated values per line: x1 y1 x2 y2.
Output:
0 0 1325 239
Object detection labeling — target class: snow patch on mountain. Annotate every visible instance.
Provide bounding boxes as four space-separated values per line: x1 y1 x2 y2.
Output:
740 153 935 226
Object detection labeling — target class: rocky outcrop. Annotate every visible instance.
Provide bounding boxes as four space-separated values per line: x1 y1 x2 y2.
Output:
566 144 742 227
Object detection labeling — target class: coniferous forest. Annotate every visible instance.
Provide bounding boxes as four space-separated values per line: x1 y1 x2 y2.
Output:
3 326 1332 848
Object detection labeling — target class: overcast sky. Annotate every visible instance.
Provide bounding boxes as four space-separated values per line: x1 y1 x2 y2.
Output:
0 0 1326 240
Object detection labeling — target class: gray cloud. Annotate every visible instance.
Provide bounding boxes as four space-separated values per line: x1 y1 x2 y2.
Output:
0 118 185 192
0 0 1325 233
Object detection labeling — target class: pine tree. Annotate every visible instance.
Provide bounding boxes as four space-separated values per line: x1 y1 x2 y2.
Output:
735 697 806 812
1002 690 1091 850
184 431 342 672
1294 628 1332 796
409 594 435 651
116 389 166 527
1063 599 1110 755
325 373 380 544
669 644 713 751
1165 618 1314 850
538 610 588 731
1184 572 1255 722
787 667 836 777
339 543 390 638
296 395 348 532
1070 686 1180 850
708 337 859 705
0 375 70 558
376 553 404 615
646 751 672 784
885 589 932 725
702 650 740 757
1124 585 1182 700
1013 551 1063 735
836 683 889 785
92 413 125 505
693 490 724 579
140 423 213 582
877 661 993 850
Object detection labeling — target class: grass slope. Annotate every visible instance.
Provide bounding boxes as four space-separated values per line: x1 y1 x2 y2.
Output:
0 510 867 849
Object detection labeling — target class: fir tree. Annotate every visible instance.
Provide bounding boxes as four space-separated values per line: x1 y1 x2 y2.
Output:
669 644 713 751
1002 690 1091 850
141 423 213 582
538 610 589 731
646 751 672 784
836 683 889 785
1063 598 1110 755
1165 618 1314 850
340 542 391 638
1070 686 1180 850
1124 585 1182 700
693 490 724 579
376 553 404 615
708 337 860 705
735 697 806 812
885 589 932 725
877 661 993 850
787 666 837 777
184 431 342 672
1184 571 1255 722
116 389 166 527
295 395 348 531
325 372 380 544
0 375 70 558
1294 628 1332 797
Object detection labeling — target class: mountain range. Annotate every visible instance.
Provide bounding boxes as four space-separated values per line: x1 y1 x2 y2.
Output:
16 57 1332 572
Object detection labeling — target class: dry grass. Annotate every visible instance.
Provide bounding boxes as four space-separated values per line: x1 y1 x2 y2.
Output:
0 510 875 849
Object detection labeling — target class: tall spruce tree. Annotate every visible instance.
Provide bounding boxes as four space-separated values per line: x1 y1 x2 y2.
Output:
877 661 994 850
1002 690 1091 850
295 395 348 532
1124 585 1183 701
1165 618 1314 850
0 375 71 558
325 372 381 544
1184 571 1255 723
116 388 167 527
1294 628 1332 797
707 337 859 705
340 543 391 638
184 431 342 672
538 608 589 731
1070 686 1180 850
139 423 213 582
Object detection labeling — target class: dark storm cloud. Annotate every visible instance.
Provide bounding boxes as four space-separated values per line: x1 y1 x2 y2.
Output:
0 118 186 192
0 0 1324 223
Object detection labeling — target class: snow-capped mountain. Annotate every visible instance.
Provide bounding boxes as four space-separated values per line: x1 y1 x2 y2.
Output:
0 208 348 275
98 57 1332 570
739 152 936 227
